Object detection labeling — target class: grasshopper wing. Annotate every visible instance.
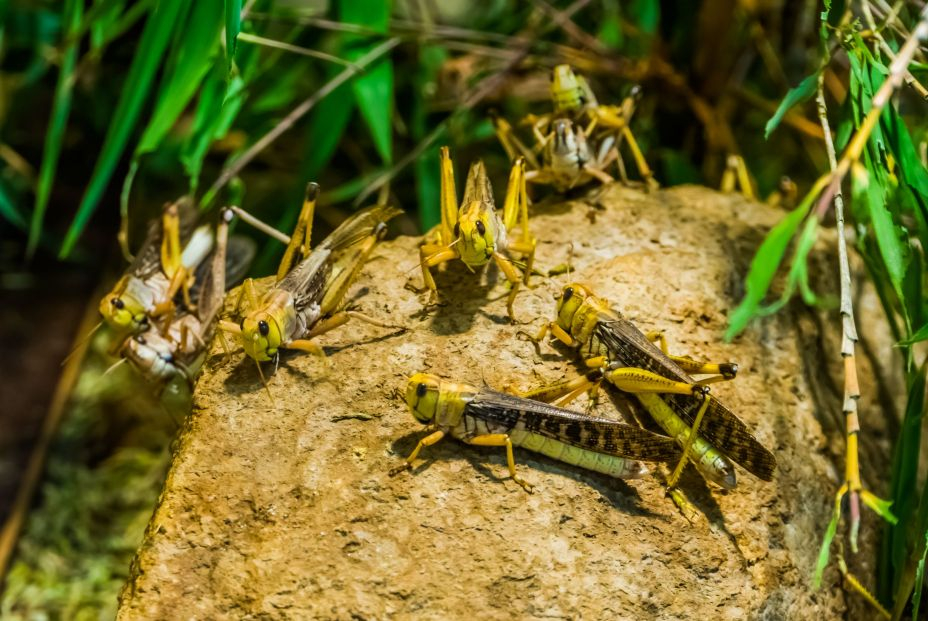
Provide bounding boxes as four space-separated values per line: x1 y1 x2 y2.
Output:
595 320 777 480
468 390 680 462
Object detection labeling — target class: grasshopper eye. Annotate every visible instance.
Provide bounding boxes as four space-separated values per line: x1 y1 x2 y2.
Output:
112 298 125 310
475 220 486 236
416 383 427 397
453 222 460 237
258 320 270 336
563 287 574 302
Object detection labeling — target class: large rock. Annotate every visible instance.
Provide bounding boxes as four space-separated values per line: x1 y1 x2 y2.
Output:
117 185 893 620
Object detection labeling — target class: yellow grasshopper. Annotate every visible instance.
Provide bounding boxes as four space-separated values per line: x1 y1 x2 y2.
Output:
519 65 656 190
122 208 254 390
220 184 401 369
525 283 776 515
99 197 212 336
494 114 617 192
391 372 681 493
417 146 536 321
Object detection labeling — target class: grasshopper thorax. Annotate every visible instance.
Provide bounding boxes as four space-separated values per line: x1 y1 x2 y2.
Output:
551 65 595 114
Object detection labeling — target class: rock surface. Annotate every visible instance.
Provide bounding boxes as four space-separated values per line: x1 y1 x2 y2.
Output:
117 185 893 620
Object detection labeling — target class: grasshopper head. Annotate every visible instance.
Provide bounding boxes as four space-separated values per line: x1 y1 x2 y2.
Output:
454 211 500 268
551 65 585 113
455 160 503 268
100 292 145 331
554 282 594 331
705 455 737 490
406 373 443 424
241 311 283 362
124 331 180 383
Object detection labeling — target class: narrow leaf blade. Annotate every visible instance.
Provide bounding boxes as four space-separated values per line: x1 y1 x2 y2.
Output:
224 0 241 73
59 0 189 257
765 71 821 140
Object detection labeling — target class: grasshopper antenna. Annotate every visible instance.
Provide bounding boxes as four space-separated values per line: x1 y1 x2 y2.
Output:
254 358 275 407
61 321 102 366
102 357 128 377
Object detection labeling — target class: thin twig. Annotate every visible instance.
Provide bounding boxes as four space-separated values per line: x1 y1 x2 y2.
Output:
816 72 863 548
202 37 400 207
236 32 360 69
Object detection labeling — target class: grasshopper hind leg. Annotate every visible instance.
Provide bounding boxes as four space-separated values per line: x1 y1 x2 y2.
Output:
467 433 534 493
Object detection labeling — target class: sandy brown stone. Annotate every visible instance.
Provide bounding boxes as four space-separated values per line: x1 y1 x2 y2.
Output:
117 184 892 620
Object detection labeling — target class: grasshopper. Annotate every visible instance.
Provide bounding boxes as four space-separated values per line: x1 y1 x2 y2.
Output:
100 197 213 336
528 283 776 500
390 373 681 492
517 64 656 190
219 184 402 368
494 114 617 192
417 147 536 321
122 209 255 388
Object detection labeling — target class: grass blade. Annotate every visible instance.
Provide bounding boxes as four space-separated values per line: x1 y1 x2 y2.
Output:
0 177 27 230
59 0 189 258
135 0 223 156
224 0 241 73
340 0 393 164
765 70 821 139
26 0 81 259
725 200 811 340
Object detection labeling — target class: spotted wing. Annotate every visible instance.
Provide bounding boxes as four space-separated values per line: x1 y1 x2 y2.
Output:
467 390 679 462
595 319 776 480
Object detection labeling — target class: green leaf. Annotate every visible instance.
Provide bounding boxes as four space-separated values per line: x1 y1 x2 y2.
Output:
224 0 241 73
912 531 928 620
884 363 927 599
597 0 622 48
629 0 659 35
726 202 810 340
182 64 246 192
340 0 393 164
27 0 81 259
859 166 909 307
301 78 355 181
0 177 27 230
59 0 190 258
135 0 223 156
814 497 842 587
900 323 928 346
412 44 447 231
765 71 821 140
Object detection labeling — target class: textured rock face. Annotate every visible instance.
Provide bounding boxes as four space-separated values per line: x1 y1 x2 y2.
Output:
117 185 892 620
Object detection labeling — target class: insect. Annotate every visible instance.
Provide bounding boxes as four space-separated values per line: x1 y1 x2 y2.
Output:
122 208 255 389
417 146 536 321
99 197 213 336
390 373 681 492
494 115 617 192
518 64 656 190
527 283 776 499
219 183 402 368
